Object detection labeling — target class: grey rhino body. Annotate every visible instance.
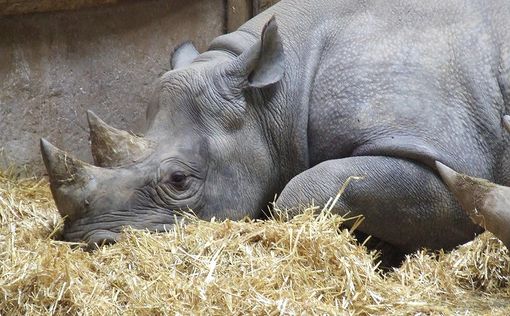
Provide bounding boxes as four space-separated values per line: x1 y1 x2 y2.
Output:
42 0 510 252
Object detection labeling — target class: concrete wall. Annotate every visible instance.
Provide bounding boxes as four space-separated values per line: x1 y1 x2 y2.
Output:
0 0 224 174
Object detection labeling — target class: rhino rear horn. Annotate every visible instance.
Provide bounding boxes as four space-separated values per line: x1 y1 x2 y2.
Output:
436 161 510 248
41 138 102 220
87 111 153 167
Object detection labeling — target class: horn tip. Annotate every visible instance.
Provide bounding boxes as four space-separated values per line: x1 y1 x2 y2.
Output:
40 137 48 149
40 138 57 159
40 138 64 175
435 161 459 189
503 115 510 132
86 110 101 127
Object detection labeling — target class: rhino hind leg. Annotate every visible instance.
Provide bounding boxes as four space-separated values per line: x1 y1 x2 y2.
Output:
275 156 481 254
436 162 510 249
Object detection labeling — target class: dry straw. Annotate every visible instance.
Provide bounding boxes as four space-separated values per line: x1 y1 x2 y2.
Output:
1 169 509 315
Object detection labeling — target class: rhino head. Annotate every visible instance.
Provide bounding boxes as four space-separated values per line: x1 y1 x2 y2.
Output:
41 17 292 247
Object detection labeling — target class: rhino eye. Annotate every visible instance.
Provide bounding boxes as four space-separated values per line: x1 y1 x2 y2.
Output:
170 171 187 189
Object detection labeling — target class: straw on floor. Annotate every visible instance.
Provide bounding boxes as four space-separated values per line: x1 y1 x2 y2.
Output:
1 169 509 315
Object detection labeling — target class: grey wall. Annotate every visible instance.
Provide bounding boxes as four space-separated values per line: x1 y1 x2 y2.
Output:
0 0 224 174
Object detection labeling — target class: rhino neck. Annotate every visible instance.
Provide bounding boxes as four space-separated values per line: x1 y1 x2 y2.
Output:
267 40 330 188
249 42 330 191
220 12 327 189
245 82 308 193
207 34 308 183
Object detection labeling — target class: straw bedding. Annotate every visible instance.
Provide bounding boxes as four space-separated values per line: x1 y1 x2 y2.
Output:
1 169 509 315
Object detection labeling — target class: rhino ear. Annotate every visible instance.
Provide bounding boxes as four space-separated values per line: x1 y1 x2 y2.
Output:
234 16 285 88
171 41 199 70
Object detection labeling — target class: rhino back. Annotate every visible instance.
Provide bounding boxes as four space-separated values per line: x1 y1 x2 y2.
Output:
285 0 510 181
211 0 510 182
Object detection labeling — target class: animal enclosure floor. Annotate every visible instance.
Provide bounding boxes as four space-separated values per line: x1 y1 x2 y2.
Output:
1 169 509 315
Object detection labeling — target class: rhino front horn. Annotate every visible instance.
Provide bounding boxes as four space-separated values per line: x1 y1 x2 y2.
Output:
436 161 510 248
41 138 95 185
41 138 103 220
87 111 153 167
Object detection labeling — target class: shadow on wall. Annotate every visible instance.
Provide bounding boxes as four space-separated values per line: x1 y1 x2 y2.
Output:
0 0 224 174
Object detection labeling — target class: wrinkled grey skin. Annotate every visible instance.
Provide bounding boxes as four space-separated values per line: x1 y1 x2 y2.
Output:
42 0 510 252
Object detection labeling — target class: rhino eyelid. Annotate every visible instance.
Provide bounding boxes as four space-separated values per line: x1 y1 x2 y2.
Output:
160 159 202 176
160 157 197 168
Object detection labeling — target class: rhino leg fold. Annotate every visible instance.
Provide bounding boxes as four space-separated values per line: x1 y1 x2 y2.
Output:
276 156 481 253
436 161 510 249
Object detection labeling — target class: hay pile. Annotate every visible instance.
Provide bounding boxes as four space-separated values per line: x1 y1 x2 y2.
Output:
1 170 510 315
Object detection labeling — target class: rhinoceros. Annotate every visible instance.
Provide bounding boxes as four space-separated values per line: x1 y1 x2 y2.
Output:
41 0 510 253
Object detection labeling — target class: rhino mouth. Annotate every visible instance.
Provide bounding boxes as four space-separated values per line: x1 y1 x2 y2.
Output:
61 210 179 248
